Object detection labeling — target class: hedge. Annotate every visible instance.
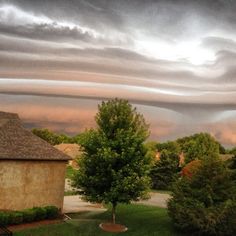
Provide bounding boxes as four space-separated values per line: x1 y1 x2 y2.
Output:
0 206 60 226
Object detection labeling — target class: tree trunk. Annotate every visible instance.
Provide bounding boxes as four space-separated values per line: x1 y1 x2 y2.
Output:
112 203 117 224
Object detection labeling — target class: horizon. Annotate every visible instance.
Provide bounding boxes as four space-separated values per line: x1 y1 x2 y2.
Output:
1 0 236 147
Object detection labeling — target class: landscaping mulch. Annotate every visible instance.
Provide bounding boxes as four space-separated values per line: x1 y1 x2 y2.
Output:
8 219 63 232
99 222 128 232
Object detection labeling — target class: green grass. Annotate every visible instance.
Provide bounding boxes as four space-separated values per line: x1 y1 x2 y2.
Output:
14 204 183 236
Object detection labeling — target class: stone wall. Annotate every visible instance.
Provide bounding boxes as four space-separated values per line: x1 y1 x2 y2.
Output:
0 160 67 211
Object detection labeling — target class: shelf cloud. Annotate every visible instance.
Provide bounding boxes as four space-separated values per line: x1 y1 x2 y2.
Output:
1 0 236 146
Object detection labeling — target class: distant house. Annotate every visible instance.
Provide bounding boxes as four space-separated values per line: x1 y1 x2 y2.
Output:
0 111 71 211
54 143 82 168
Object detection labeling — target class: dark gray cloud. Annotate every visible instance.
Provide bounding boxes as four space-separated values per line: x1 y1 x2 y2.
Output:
4 0 126 32
1 0 236 146
0 22 97 42
202 37 236 52
3 0 236 42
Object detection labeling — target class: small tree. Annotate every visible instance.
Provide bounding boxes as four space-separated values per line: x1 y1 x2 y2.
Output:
73 99 151 224
168 155 236 235
150 149 180 190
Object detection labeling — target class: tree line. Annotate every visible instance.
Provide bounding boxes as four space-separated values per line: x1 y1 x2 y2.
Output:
32 99 236 235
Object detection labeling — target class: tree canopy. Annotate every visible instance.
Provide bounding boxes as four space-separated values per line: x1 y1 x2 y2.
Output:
177 133 220 163
156 141 181 155
73 99 151 224
150 149 180 190
32 128 83 145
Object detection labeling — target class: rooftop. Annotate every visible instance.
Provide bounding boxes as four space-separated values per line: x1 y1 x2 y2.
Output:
0 111 71 161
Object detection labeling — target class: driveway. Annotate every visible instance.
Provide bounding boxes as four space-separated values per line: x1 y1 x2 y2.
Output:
63 195 105 213
63 192 171 213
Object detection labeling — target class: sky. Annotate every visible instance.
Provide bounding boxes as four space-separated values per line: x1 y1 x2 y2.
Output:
1 0 236 146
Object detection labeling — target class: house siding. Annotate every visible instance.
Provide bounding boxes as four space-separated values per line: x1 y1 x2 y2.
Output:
0 160 67 211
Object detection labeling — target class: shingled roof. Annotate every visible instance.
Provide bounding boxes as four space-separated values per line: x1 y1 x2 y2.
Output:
0 111 71 161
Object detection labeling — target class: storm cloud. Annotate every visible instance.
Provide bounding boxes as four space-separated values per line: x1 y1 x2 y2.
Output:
1 0 236 146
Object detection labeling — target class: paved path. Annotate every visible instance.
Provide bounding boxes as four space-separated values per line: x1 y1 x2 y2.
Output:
63 195 105 213
63 192 171 213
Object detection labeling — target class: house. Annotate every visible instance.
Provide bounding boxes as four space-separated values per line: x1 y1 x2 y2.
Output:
0 111 71 211
54 143 82 168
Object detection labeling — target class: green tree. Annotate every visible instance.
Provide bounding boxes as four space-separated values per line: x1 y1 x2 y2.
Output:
144 141 158 164
178 133 220 163
168 156 236 235
229 147 236 155
217 141 227 154
227 155 236 181
73 99 151 224
156 141 181 154
32 128 58 145
150 150 180 190
32 128 73 145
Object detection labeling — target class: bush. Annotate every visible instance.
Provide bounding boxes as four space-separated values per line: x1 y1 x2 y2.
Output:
8 212 23 225
0 212 9 226
22 209 36 223
32 207 47 221
168 156 236 235
45 206 59 219
0 205 59 226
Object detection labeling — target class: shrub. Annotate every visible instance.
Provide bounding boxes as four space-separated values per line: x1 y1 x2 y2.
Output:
44 206 59 219
32 207 47 221
0 206 59 226
168 156 236 235
22 209 36 223
8 212 23 225
0 212 9 226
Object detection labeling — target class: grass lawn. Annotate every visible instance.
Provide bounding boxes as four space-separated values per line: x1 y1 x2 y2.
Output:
14 204 183 236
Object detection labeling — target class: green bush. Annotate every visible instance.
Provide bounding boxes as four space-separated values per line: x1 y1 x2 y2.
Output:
8 212 23 225
0 212 9 226
32 207 47 221
168 156 236 235
22 209 36 223
0 205 59 226
45 206 60 219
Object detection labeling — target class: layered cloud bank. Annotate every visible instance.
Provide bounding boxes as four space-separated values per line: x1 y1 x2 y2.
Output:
1 0 236 146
